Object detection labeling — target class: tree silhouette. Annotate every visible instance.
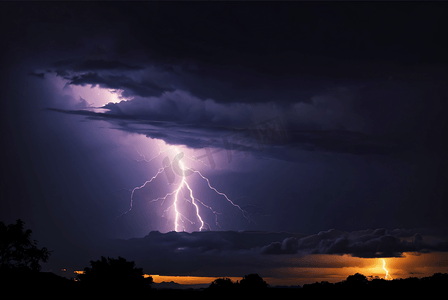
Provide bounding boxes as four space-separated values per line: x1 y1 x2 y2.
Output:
207 277 237 291
78 256 152 291
345 273 368 285
239 273 268 290
0 219 50 272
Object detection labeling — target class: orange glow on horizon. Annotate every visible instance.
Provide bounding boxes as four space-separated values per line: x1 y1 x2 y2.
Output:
265 252 448 286
144 255 407 286
146 274 241 285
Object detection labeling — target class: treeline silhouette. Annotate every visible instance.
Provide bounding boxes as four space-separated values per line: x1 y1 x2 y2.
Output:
203 272 448 297
205 273 268 292
298 272 448 296
2 220 448 297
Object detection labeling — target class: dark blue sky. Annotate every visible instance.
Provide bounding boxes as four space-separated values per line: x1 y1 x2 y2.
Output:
0 2 447 278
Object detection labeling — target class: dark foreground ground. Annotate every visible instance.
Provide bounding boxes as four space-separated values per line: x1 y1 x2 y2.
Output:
1 271 447 298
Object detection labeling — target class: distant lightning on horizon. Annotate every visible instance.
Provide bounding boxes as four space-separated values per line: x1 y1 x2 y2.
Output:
118 144 252 232
382 259 393 280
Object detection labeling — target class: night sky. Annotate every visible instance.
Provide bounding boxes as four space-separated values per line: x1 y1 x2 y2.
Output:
1 2 447 286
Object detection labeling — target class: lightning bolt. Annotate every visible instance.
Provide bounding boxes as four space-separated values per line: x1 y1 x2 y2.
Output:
382 259 393 280
117 167 166 218
132 141 170 164
190 169 253 222
173 156 205 231
119 144 252 232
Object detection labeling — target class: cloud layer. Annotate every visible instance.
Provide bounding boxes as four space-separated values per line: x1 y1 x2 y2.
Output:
90 229 448 277
260 228 448 258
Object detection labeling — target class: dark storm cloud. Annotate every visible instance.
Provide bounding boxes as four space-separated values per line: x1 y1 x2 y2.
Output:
260 228 448 258
9 2 444 104
2 1 441 158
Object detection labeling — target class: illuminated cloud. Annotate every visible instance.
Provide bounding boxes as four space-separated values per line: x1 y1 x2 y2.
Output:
46 92 400 161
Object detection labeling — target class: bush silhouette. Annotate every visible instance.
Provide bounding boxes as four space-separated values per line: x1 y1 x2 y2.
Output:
78 256 152 291
0 219 50 272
